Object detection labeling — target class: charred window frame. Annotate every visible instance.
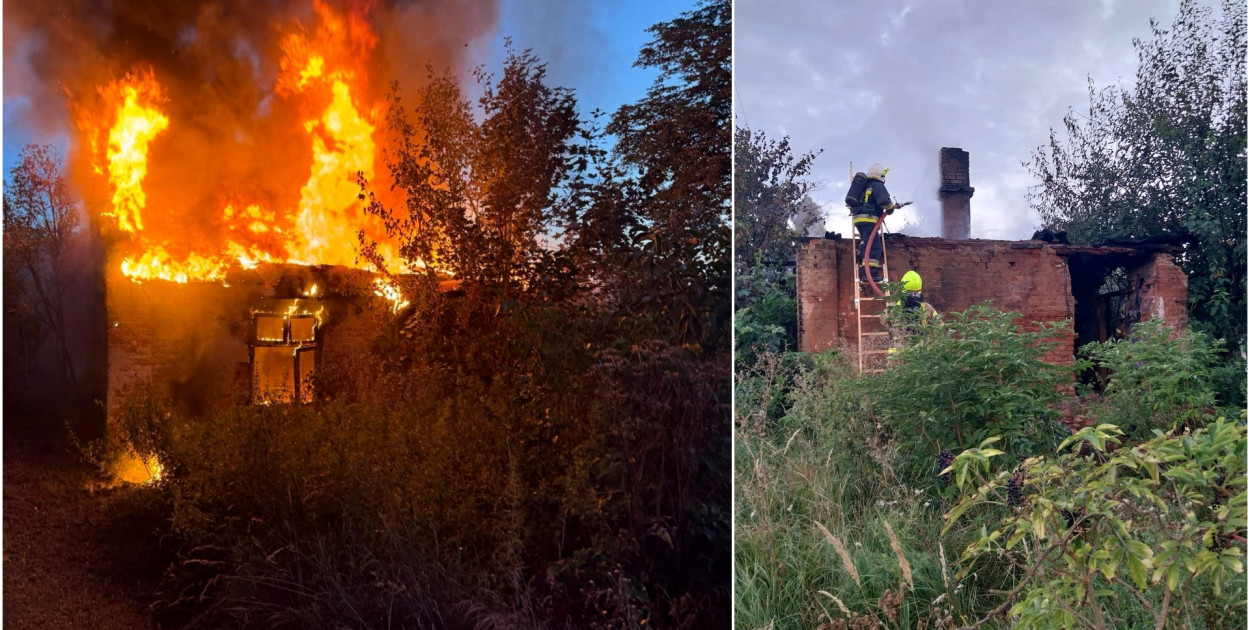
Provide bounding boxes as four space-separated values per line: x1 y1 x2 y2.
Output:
250 310 322 404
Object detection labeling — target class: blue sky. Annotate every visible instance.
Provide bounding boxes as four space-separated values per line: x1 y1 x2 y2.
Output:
3 0 682 178
487 0 670 123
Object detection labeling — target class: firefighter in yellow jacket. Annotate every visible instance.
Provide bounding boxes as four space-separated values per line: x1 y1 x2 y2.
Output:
888 270 938 357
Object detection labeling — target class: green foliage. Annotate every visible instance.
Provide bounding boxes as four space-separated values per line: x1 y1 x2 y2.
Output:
946 421 1247 629
735 347 1016 630
1027 0 1248 350
738 302 1248 629
864 304 1071 480
733 126 822 267
605 0 732 356
608 0 730 252
734 271 797 367
1081 318 1231 441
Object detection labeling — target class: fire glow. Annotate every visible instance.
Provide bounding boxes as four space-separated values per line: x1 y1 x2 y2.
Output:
374 278 410 313
81 1 403 287
113 449 163 485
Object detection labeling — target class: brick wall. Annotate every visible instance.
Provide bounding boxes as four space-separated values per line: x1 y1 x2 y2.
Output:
797 236 1192 368
798 235 1077 365
1127 252 1189 336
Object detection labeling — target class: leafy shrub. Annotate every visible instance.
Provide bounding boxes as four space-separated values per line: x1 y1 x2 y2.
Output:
1081 318 1230 442
945 421 1247 629
861 303 1071 481
734 350 813 437
735 268 798 367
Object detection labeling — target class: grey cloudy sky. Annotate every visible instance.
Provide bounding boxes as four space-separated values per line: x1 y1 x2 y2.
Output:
735 0 1203 240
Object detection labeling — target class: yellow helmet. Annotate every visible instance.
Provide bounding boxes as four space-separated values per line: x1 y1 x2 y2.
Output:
901 270 922 292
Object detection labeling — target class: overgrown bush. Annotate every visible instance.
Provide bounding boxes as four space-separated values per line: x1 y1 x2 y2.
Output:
735 304 1247 630
861 303 1071 482
945 421 1247 629
735 345 1016 630
734 268 798 368
1081 318 1235 442
110 288 728 629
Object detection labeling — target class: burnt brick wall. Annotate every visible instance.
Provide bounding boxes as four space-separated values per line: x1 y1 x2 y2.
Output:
797 235 1076 365
1127 252 1189 335
105 257 394 422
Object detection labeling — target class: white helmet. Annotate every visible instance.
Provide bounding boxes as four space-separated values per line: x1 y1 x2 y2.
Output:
868 163 890 179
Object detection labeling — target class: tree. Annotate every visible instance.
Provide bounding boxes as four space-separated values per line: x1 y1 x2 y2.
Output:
733 126 822 268
607 0 731 352
1027 0 1247 352
362 45 579 296
3 144 82 383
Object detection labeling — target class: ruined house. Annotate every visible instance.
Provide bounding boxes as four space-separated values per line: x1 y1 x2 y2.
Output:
102 243 426 421
797 148 1189 368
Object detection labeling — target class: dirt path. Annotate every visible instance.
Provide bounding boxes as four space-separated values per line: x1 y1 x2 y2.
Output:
4 440 163 629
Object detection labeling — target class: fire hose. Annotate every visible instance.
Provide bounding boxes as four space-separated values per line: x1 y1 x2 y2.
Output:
861 201 912 297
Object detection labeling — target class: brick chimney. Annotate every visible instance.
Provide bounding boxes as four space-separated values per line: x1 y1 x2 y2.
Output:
939 147 974 239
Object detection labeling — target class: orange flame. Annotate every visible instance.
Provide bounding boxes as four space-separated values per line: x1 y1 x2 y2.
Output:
102 69 168 233
373 277 409 313
113 448 163 485
89 2 408 285
121 245 227 283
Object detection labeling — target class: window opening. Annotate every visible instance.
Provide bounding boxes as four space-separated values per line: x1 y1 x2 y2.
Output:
251 301 322 404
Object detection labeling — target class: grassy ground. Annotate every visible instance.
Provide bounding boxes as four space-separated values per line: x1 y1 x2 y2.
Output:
733 386 1013 630
4 439 164 629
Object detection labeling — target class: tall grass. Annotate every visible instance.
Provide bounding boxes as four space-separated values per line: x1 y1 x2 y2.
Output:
106 292 729 629
734 349 1011 630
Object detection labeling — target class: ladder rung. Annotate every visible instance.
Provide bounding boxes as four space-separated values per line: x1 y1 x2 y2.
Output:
864 369 886 374
861 332 890 336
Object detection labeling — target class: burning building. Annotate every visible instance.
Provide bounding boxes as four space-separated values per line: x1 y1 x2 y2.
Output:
797 148 1190 369
6 0 492 420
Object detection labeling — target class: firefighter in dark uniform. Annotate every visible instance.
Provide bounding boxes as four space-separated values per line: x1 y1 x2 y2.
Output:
853 163 904 285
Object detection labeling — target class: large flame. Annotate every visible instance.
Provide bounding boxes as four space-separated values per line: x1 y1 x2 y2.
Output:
103 70 168 233
288 73 377 267
89 1 403 286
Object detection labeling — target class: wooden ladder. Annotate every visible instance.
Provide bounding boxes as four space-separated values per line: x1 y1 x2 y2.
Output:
851 222 891 375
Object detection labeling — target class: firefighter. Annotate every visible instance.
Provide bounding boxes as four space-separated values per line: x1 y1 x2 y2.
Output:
900 270 938 324
852 163 904 285
888 270 939 359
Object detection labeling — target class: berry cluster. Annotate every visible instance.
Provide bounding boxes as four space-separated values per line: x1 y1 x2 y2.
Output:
1078 441 1093 459
1061 507 1086 530
1007 469 1025 507
1213 472 1227 506
936 449 954 486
